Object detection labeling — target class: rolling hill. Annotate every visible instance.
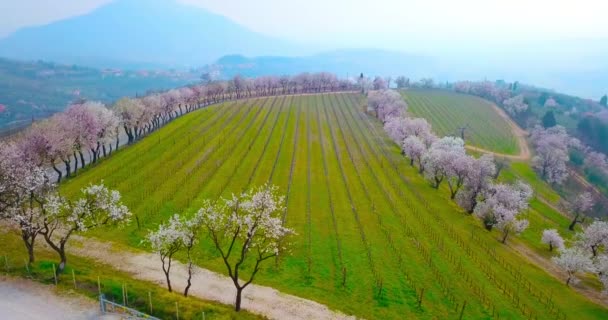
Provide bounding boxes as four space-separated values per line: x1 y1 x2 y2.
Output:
203 50 437 80
0 57 196 131
60 92 607 319
402 89 519 155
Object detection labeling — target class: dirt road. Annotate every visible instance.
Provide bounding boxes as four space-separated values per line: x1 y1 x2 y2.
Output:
0 276 110 320
70 236 355 320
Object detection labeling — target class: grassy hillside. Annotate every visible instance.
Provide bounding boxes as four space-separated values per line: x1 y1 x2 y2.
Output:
403 89 519 155
61 93 606 319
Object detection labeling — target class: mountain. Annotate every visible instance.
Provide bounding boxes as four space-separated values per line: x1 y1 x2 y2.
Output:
0 0 298 69
204 49 438 79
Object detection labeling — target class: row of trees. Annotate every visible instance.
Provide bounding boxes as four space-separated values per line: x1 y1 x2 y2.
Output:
545 220 608 291
455 81 608 194
147 184 293 311
10 72 357 184
373 88 608 293
0 140 131 273
373 89 532 244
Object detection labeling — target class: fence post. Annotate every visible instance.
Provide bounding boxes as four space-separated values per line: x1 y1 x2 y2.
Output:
176 301 179 320
4 256 9 273
97 276 101 296
52 264 57 285
99 294 106 313
72 269 76 289
148 291 153 314
24 259 30 276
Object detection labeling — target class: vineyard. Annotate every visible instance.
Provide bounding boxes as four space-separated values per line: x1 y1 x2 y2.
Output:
403 89 519 155
61 93 606 319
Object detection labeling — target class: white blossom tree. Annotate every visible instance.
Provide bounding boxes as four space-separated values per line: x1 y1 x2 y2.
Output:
198 184 294 311
146 214 184 293
594 255 608 293
575 221 608 257
553 247 596 286
542 229 565 251
40 183 131 274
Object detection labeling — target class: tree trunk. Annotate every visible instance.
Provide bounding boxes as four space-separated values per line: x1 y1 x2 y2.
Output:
235 287 244 311
549 243 553 251
52 164 62 183
63 160 72 178
78 151 85 169
102 144 107 158
22 235 35 264
164 270 172 292
501 230 509 244
184 263 193 297
569 214 579 231
91 148 97 164
73 152 79 174
57 249 67 274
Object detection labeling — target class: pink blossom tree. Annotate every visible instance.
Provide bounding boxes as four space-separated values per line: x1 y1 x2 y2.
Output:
373 76 387 90
565 192 594 231
456 154 496 213
474 181 532 243
422 137 465 189
368 90 407 123
0 142 51 264
503 94 528 115
402 136 426 169
531 125 571 185
113 97 144 144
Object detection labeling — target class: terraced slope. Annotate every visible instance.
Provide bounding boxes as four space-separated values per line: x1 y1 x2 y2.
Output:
62 93 607 319
403 89 519 155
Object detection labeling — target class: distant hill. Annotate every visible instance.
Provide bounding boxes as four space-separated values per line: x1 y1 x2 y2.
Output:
203 49 438 79
0 0 297 69
0 57 196 130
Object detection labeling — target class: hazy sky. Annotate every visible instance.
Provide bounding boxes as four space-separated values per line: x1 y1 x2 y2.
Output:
2 0 608 50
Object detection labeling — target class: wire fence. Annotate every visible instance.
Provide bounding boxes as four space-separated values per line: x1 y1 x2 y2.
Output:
2 253 211 320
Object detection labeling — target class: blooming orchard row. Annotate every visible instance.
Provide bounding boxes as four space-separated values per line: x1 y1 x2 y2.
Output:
147 184 293 311
454 80 608 189
9 72 358 183
373 89 532 244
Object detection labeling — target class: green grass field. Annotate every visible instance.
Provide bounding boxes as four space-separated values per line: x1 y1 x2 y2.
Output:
403 89 519 155
60 93 607 319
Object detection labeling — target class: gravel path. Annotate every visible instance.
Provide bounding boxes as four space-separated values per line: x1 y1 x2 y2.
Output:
71 236 356 320
0 276 112 320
